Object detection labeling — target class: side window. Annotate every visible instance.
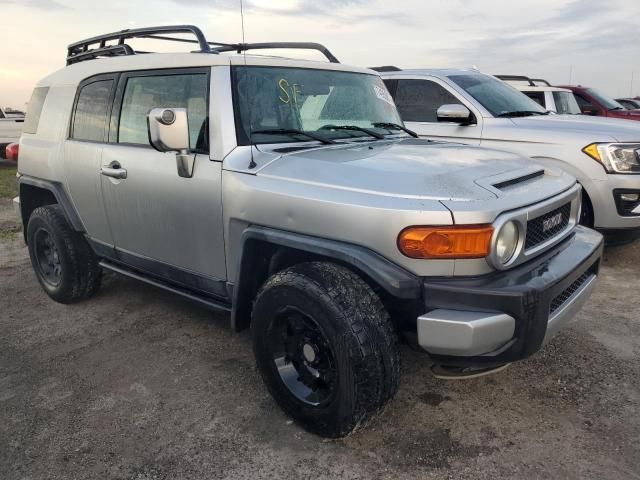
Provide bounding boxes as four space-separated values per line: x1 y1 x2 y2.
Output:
118 74 208 152
524 91 545 107
72 80 114 142
574 94 590 108
23 87 50 134
393 79 461 122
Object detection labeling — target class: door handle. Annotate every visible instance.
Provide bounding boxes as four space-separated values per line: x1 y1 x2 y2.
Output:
101 162 127 179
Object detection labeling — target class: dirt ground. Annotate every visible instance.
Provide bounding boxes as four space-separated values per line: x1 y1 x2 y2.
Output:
1 188 639 479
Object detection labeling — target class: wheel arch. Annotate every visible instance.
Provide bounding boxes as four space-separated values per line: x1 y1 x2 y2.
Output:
19 176 84 243
229 226 421 332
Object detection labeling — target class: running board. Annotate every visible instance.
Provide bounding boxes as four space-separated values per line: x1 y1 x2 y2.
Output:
99 260 231 313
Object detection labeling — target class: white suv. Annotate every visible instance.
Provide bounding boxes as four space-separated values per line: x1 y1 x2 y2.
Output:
378 68 640 235
495 76 582 115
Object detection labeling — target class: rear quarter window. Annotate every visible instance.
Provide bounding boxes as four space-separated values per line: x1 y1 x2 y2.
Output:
71 80 114 142
23 87 50 134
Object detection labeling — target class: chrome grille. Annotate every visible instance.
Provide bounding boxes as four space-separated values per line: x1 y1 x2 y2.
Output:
550 272 592 315
525 203 571 250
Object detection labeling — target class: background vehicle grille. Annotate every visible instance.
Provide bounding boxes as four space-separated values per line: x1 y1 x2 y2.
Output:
549 272 592 315
525 203 571 250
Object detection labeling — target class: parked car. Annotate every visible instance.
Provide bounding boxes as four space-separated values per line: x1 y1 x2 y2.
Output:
15 26 603 438
377 68 640 234
557 85 640 121
495 75 581 115
616 98 640 110
0 107 24 159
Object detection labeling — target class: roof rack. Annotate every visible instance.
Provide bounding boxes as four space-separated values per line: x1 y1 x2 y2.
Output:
211 42 339 63
531 78 552 86
67 25 340 65
369 66 401 72
494 75 536 86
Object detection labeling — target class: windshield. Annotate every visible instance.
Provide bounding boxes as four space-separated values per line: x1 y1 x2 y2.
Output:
585 88 625 110
448 73 547 117
552 91 581 114
233 66 403 145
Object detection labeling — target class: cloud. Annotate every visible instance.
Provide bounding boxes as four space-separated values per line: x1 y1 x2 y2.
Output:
166 0 411 25
0 0 68 9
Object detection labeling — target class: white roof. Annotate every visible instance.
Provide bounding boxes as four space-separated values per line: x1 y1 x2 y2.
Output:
38 52 376 87
379 68 479 77
510 85 572 93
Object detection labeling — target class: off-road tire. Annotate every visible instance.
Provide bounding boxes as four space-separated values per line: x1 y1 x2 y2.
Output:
251 262 400 438
27 205 102 303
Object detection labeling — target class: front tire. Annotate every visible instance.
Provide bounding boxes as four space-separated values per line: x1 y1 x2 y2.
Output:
251 262 400 438
27 205 102 304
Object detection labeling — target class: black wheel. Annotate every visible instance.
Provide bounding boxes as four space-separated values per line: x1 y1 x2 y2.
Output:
27 205 102 304
579 190 594 228
251 262 400 438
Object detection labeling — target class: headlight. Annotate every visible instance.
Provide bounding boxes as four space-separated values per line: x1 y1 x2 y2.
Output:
583 143 640 173
495 221 519 264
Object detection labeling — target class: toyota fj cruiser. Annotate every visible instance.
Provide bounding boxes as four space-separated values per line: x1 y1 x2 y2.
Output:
15 26 602 438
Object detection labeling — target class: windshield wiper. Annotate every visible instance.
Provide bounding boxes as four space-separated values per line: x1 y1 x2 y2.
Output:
496 110 550 118
609 107 625 111
372 122 419 138
251 128 336 145
319 124 386 140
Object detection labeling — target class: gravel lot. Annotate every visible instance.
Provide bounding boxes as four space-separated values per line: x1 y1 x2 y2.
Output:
1 172 639 479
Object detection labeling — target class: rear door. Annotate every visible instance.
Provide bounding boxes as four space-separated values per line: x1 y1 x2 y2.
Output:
99 68 228 296
64 74 118 247
384 77 482 145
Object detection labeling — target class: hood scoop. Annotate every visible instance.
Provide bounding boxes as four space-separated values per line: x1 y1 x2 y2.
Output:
492 169 545 191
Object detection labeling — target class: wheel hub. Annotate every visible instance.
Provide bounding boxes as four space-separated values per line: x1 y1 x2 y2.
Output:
34 228 62 287
269 309 337 406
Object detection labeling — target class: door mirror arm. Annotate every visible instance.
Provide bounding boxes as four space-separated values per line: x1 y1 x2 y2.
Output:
148 108 195 178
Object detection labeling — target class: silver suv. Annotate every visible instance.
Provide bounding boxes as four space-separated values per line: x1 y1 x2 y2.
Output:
378 68 640 234
14 26 603 438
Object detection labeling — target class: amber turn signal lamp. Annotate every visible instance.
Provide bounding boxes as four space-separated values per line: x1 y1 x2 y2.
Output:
398 225 494 259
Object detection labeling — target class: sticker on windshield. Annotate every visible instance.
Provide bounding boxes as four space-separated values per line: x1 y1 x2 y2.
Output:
372 84 394 105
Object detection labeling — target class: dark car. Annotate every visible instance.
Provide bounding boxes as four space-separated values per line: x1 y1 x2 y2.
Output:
557 85 640 121
616 98 640 110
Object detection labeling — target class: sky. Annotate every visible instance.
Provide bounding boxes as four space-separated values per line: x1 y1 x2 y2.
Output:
1 0 639 109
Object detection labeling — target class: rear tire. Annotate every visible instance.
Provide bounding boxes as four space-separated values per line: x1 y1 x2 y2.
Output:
251 262 400 438
27 205 102 304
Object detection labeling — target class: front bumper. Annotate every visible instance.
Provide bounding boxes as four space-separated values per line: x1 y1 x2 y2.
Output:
591 175 640 230
418 226 603 368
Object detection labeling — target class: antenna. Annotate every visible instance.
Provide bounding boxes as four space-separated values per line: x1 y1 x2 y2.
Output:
240 0 257 169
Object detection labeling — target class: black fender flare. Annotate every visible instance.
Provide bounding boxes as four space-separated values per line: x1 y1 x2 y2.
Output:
19 176 85 232
230 226 421 331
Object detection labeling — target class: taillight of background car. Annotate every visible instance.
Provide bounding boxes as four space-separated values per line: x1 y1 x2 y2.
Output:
5 143 19 162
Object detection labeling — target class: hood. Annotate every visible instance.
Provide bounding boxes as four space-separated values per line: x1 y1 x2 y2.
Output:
256 138 572 202
509 114 640 142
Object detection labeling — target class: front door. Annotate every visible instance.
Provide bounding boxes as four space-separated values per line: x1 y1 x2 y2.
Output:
100 68 227 297
385 77 482 145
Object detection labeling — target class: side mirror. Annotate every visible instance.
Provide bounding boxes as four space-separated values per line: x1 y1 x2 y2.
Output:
148 108 194 178
580 105 599 116
437 104 473 124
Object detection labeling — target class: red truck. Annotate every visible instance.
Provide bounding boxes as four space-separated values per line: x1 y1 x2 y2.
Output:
557 85 640 121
